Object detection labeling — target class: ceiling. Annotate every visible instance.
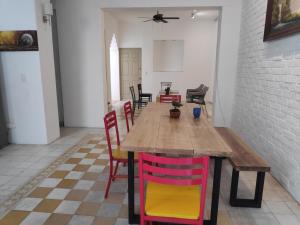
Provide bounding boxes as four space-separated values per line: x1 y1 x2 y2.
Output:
105 7 219 23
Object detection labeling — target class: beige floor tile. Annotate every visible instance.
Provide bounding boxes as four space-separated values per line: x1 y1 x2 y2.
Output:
92 217 116 225
33 199 62 213
118 205 128 218
94 159 109 166
28 187 52 198
0 210 29 225
65 190 89 201
82 172 99 180
56 179 78 189
78 148 91 153
76 202 100 216
43 213 72 225
65 158 82 164
73 165 91 172
88 140 99 145
49 171 69 179
91 181 106 191
86 153 100 159
95 144 107 149
104 193 125 204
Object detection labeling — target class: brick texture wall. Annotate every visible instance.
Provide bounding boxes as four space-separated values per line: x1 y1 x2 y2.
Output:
232 0 300 202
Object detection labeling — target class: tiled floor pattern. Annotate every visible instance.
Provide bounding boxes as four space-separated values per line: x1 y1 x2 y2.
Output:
0 127 102 207
0 133 299 225
0 102 299 225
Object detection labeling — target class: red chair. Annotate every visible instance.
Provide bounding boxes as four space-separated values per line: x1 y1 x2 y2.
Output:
139 153 209 225
160 95 181 103
103 110 137 198
123 101 134 133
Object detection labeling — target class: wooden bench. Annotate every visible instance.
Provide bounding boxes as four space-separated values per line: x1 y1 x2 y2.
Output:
216 127 270 208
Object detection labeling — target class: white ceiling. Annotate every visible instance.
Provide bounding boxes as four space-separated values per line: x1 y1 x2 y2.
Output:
105 7 219 23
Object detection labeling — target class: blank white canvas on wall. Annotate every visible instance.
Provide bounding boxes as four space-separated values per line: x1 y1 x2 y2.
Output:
153 40 184 72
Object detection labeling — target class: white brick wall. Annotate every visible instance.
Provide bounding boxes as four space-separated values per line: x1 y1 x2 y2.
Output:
232 0 300 203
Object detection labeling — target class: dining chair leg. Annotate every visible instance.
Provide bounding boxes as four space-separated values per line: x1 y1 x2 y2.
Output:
112 161 119 181
204 104 208 117
105 161 114 198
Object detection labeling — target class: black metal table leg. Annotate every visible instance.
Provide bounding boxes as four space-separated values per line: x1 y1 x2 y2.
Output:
128 151 139 224
203 157 224 225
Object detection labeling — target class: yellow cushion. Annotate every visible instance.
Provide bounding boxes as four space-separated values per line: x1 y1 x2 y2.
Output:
112 146 138 160
145 182 201 220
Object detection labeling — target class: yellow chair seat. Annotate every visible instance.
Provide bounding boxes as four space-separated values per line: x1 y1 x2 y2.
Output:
145 182 201 220
112 147 138 160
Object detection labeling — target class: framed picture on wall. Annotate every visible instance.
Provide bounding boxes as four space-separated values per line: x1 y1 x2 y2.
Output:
0 30 38 51
264 0 300 41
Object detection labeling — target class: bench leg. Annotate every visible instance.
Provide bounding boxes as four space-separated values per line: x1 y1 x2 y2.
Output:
230 168 265 208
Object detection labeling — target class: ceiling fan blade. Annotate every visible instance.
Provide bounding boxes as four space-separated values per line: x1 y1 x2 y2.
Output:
143 19 153 22
161 19 168 23
162 17 180 20
137 17 151 19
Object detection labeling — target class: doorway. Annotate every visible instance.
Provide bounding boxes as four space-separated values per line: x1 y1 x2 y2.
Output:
109 34 120 103
119 48 142 100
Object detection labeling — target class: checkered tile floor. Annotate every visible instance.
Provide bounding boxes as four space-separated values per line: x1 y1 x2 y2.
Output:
1 104 300 225
0 136 135 225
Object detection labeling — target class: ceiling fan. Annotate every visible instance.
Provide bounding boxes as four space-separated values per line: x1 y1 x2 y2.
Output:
138 10 180 23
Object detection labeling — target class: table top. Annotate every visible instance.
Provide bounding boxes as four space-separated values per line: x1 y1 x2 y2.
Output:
121 103 232 157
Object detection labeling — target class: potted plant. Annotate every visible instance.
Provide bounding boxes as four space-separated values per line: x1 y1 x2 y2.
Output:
165 87 170 95
170 101 183 119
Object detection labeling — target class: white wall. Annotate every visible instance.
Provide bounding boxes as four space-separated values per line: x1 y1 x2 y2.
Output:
232 0 300 203
102 0 242 127
118 19 218 102
0 0 59 144
54 0 241 127
54 0 106 127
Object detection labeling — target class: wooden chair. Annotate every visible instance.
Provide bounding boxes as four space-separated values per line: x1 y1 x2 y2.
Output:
160 94 181 103
130 86 147 113
103 110 137 198
138 83 152 102
138 153 209 225
123 101 134 133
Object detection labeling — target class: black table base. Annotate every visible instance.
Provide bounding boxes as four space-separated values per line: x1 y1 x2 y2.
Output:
128 152 224 225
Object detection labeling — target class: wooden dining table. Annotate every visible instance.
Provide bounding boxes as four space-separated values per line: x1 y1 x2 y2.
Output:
121 102 232 225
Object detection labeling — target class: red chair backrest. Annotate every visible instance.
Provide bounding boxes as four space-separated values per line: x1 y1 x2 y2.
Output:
103 111 120 159
160 95 181 103
123 101 134 133
138 153 209 222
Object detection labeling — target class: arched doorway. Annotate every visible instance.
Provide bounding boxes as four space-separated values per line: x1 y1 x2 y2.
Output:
109 34 120 102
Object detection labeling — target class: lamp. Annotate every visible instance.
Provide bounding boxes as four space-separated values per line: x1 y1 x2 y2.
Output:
191 10 205 20
43 2 53 24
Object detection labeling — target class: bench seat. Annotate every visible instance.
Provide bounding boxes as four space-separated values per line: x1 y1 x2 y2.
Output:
216 127 270 208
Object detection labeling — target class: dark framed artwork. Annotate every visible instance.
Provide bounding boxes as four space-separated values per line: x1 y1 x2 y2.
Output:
264 0 300 41
0 30 38 51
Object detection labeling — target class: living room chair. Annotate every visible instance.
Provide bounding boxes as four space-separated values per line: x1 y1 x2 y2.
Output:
186 84 205 103
138 153 209 225
103 110 138 198
138 84 152 103
129 86 147 114
191 86 209 117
